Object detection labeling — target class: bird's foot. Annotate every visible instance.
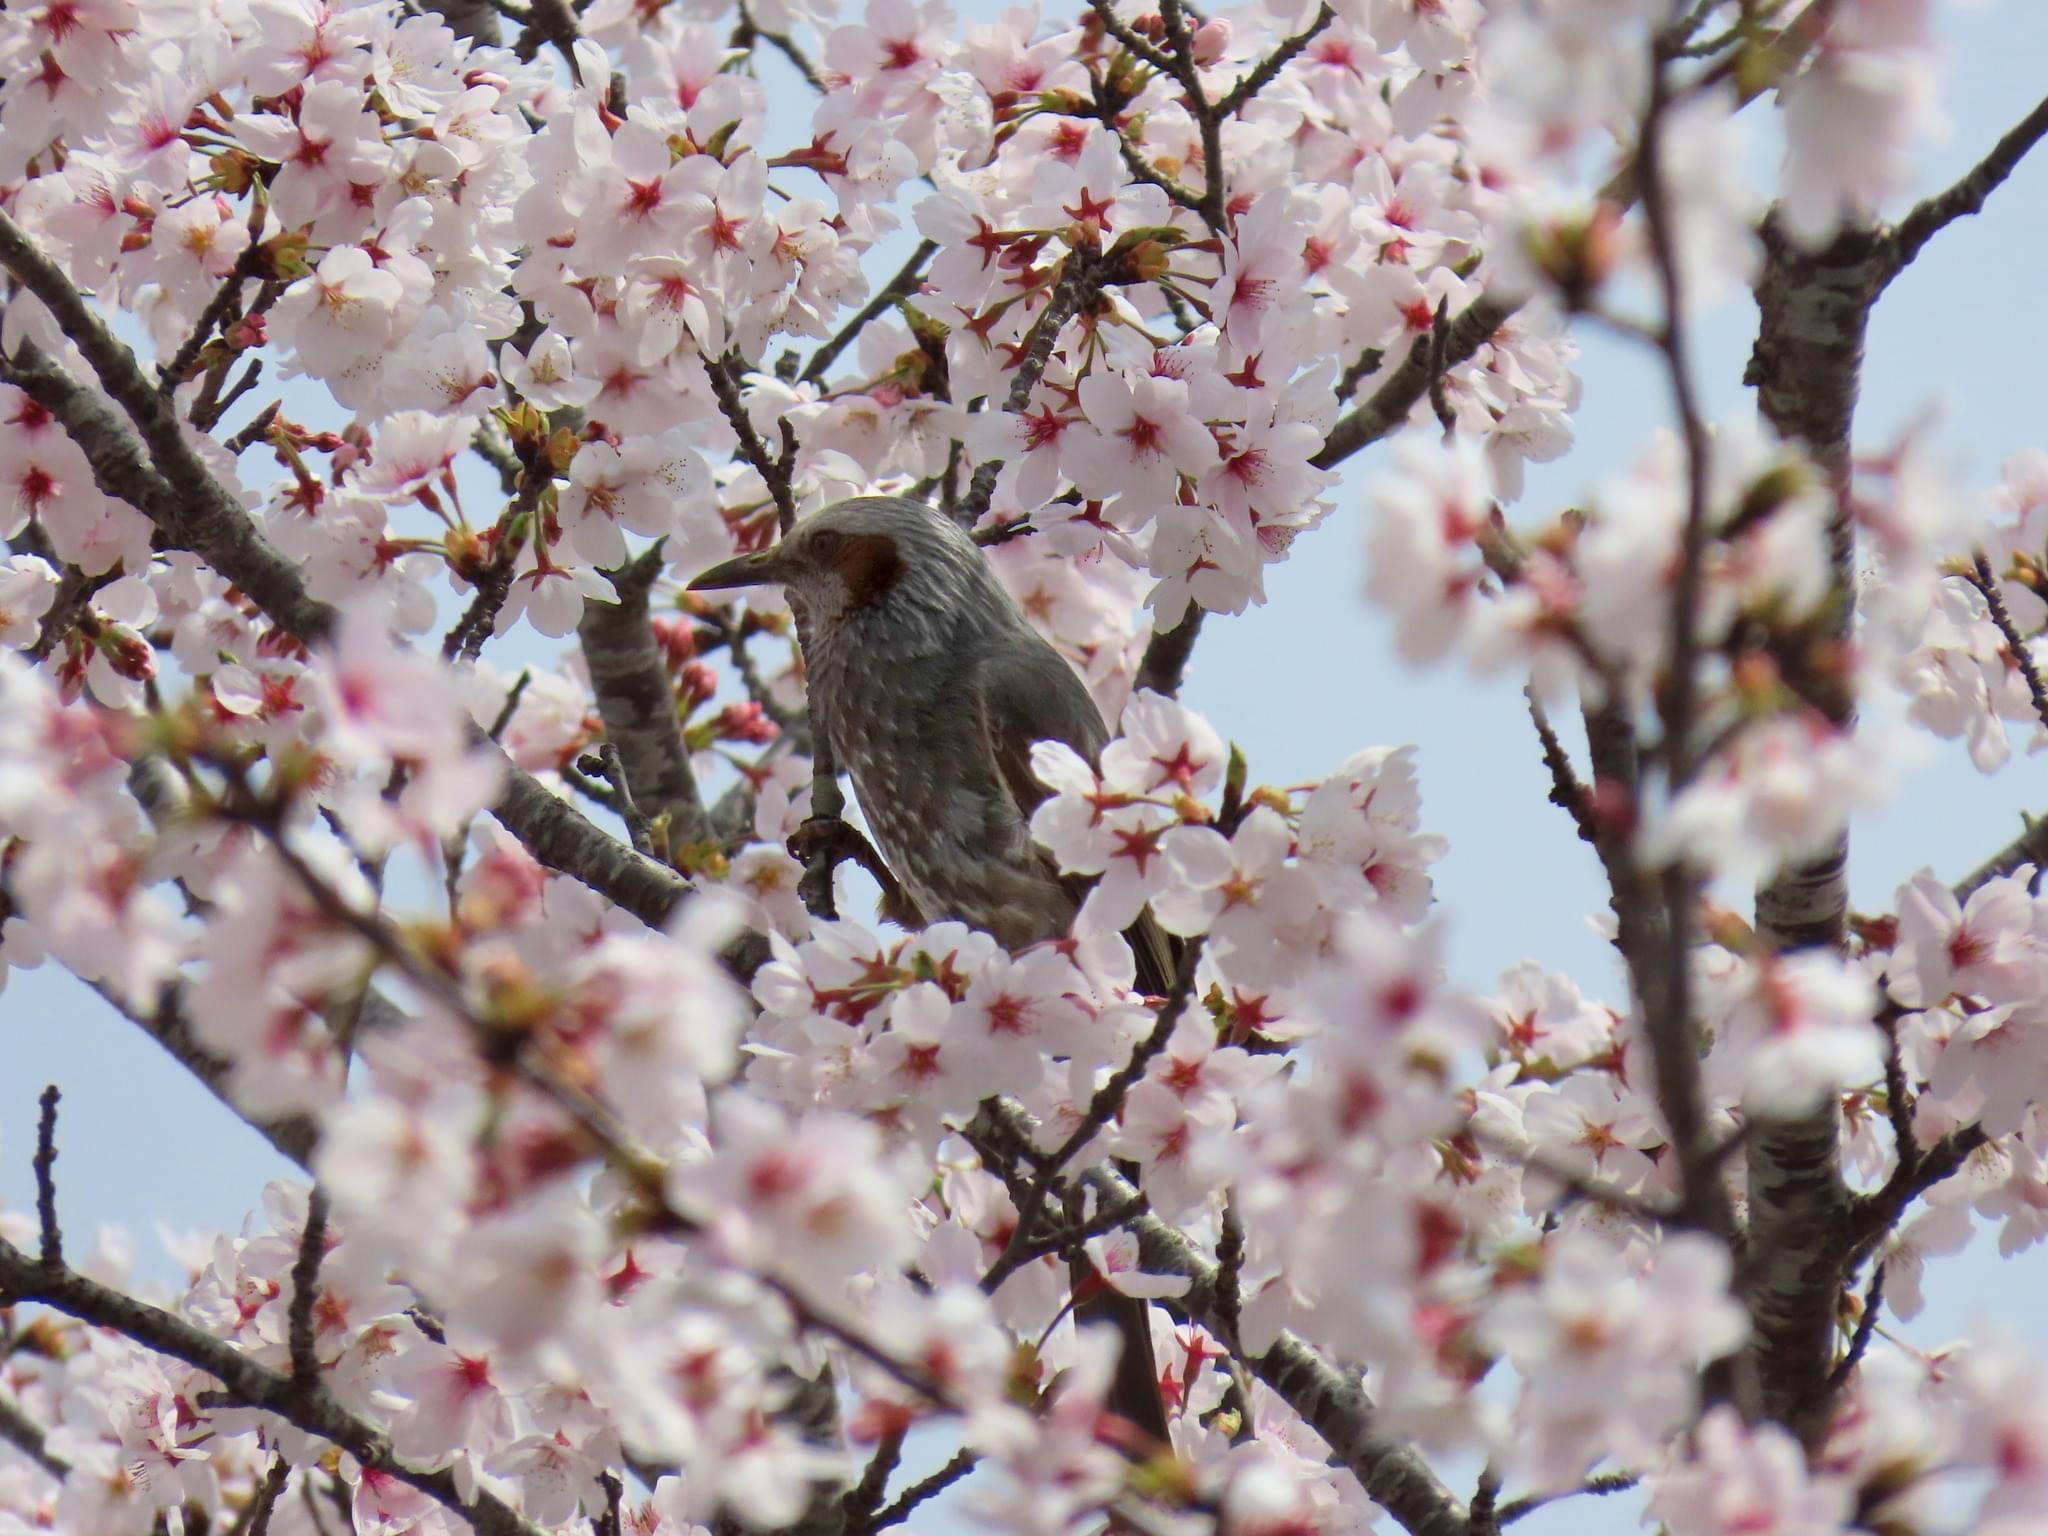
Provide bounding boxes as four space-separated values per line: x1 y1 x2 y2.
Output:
786 816 927 928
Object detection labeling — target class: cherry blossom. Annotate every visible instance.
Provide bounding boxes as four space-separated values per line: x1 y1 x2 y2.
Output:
0 2 2042 1534
1648 1407 1853 1536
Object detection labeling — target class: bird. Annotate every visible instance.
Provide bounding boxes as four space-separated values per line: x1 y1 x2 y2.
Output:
690 494 1176 1445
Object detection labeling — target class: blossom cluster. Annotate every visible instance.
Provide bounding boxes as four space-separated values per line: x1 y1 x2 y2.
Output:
0 0 2044 1533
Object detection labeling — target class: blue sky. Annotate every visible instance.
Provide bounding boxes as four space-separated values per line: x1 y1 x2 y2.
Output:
2 0 2046 1528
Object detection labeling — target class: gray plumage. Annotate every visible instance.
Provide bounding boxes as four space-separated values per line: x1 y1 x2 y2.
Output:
689 494 1175 1443
797 498 1108 947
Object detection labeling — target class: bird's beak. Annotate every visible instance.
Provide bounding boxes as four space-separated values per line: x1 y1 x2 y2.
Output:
688 547 787 592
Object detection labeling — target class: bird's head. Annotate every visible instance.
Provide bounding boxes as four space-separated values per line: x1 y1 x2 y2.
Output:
688 495 993 638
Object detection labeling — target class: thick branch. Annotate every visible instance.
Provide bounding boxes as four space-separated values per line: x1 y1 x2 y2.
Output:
0 213 333 638
1742 216 1887 1436
578 546 707 847
1132 609 1203 698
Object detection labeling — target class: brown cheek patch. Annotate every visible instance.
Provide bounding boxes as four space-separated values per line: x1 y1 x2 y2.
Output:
834 532 905 608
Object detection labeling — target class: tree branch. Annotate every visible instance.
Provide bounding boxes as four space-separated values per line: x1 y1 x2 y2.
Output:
1966 551 2048 735
957 253 1106 528
862 1448 976 1534
1132 609 1203 698
801 239 936 387
578 545 708 848
1077 1156 1470 1536
80 974 322 1168
32 1086 62 1265
1743 206 1890 1437
1634 41 1736 1247
0 1237 551 1536
1311 295 1517 471
1214 5 1333 116
0 220 695 934
0 1391 69 1480
1882 93 2048 281
1954 812 2048 902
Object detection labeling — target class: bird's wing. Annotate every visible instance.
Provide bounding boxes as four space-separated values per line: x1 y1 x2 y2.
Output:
971 643 1180 998
975 642 1178 1444
970 640 1109 820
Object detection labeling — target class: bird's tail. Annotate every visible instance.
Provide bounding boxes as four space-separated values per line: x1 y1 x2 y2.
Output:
1070 1249 1172 1447
1078 909 1184 1441
1125 907 1183 1002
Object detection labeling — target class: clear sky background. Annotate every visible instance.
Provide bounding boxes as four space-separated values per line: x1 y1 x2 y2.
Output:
2 1 2046 1529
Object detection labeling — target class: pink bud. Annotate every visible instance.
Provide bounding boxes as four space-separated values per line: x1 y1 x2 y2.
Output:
1192 18 1231 65
716 702 779 746
681 661 718 709
104 627 157 682
651 616 697 669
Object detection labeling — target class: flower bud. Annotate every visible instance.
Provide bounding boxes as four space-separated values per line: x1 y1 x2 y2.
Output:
681 661 718 710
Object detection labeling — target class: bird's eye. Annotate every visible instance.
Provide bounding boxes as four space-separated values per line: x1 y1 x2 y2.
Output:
809 529 845 561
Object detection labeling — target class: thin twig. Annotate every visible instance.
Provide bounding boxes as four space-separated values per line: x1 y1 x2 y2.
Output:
979 1187 1150 1296
1134 609 1204 699
707 357 798 535
1495 1473 1640 1526
731 0 825 91
1312 295 1516 471
1526 691 1598 847
1967 551 2048 734
1467 1467 1501 1536
957 253 1105 527
1156 0 1225 229
802 240 937 386
839 1426 907 1531
1825 1263 1884 1393
1473 1128 1677 1225
488 669 532 740
1954 812 2048 903
866 1449 978 1533
0 1391 68 1479
241 1456 293 1536
1425 296 1456 436
0 1235 551 1536
1877 1002 1919 1186
1883 93 2048 280
585 744 654 856
987 938 1206 1294
1631 35 1735 1244
158 194 268 392
201 356 267 430
224 400 283 455
442 454 548 664
226 801 961 1411
1082 0 1177 74
24 559 112 662
33 1085 61 1265
1214 4 1334 115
